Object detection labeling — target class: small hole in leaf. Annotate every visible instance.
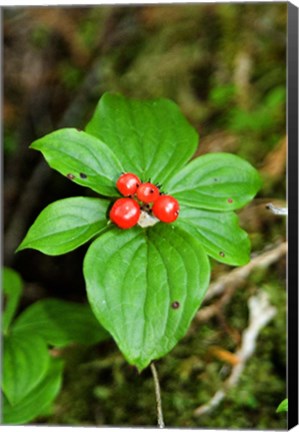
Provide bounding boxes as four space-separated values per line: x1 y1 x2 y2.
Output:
76 128 82 132
80 173 87 179
171 301 180 309
227 198 233 203
67 173 75 180
219 251 225 257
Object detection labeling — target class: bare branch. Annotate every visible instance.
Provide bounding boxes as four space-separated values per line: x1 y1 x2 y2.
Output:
194 291 277 417
265 203 288 216
202 242 287 304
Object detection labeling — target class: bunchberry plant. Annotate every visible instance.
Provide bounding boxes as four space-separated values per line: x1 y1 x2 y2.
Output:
17 93 261 372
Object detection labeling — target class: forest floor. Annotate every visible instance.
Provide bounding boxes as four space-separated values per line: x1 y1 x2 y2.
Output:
4 4 287 429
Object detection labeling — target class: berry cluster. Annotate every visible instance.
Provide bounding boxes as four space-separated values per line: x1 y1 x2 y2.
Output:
109 173 180 229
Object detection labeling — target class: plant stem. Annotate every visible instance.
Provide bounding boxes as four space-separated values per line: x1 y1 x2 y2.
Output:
150 362 165 428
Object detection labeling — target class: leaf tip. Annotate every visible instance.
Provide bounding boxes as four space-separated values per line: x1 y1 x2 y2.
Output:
15 243 25 254
29 140 40 151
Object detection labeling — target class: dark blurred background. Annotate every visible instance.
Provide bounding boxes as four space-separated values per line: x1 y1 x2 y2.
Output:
3 4 286 428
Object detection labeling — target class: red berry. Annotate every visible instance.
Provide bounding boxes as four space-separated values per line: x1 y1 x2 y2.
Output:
152 195 180 223
116 173 141 196
109 198 140 229
136 182 160 203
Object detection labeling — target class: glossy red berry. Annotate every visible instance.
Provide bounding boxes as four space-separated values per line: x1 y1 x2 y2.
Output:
136 182 160 203
116 173 141 196
109 198 140 229
152 195 180 223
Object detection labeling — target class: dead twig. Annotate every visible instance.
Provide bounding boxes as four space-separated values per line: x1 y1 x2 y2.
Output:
197 283 244 324
265 203 288 216
201 242 287 305
194 290 277 417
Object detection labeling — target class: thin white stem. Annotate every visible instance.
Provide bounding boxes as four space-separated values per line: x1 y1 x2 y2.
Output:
150 362 165 428
194 290 277 417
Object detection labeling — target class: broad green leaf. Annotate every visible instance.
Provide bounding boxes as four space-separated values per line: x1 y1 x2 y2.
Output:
165 153 262 211
3 358 63 425
3 332 50 405
13 298 109 347
85 92 198 184
31 128 123 197
276 398 288 413
2 268 23 334
17 197 110 256
177 207 250 265
84 224 210 372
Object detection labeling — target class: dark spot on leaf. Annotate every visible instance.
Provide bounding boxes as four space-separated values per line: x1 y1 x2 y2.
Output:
219 251 225 257
214 178 218 182
227 198 233 203
80 173 87 179
67 173 75 180
171 301 180 309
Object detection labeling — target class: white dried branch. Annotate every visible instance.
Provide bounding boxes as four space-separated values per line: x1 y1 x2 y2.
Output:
265 203 288 216
194 290 277 417
202 242 287 303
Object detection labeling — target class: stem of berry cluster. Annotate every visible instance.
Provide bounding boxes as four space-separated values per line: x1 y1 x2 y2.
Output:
150 362 165 428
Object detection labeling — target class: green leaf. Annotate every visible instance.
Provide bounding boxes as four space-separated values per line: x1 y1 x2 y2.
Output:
177 207 250 266
276 398 288 413
85 92 198 184
2 268 23 334
3 358 63 425
31 128 123 197
3 332 50 405
84 224 210 371
16 197 110 256
13 298 109 347
165 153 262 211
